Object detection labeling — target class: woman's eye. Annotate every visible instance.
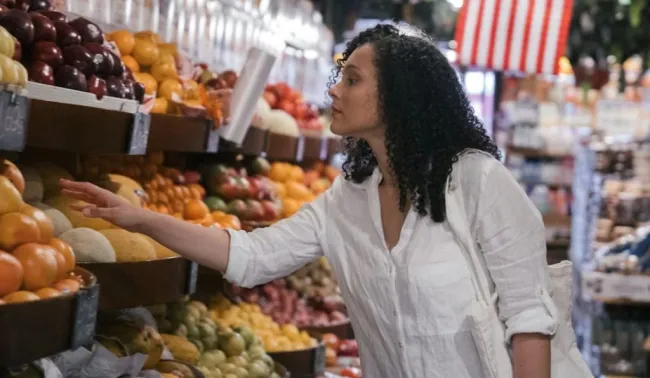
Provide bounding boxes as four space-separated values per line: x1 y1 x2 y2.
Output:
346 78 357 85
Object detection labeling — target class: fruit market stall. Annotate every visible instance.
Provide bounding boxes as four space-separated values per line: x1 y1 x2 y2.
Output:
0 0 350 376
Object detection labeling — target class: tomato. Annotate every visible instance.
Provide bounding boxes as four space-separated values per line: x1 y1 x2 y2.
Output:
341 367 361 378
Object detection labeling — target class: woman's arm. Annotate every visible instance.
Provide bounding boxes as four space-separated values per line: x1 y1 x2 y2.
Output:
59 178 329 287
459 155 556 378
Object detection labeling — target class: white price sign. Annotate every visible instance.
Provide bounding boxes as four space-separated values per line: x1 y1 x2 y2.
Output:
596 100 641 137
582 271 650 303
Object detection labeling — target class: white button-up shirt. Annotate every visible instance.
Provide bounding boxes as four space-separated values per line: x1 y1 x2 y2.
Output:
225 152 557 378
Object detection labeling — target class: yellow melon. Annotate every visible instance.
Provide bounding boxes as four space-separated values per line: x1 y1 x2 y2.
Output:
98 229 156 262
44 195 112 231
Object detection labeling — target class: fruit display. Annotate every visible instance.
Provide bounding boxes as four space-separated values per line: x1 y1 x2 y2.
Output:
201 158 282 223
323 333 360 370
288 257 339 298
149 297 282 377
233 278 348 329
0 158 85 304
0 24 27 87
207 293 319 354
261 82 322 136
0 2 146 101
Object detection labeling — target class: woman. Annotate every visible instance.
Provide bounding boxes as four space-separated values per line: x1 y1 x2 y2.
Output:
61 24 556 377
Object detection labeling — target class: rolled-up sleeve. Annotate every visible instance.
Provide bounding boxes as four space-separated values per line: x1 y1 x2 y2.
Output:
224 178 336 288
463 157 558 341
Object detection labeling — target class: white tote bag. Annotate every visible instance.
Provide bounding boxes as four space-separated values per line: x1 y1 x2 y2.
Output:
445 154 593 378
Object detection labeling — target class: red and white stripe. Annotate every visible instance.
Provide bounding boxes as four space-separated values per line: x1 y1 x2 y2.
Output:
454 0 573 74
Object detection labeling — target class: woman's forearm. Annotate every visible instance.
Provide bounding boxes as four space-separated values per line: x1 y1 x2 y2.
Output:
511 333 551 378
131 208 231 272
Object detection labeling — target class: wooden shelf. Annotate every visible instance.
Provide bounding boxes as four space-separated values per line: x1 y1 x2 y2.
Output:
147 114 211 152
507 146 573 160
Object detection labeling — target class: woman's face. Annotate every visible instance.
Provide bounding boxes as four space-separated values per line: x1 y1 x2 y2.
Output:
328 44 381 138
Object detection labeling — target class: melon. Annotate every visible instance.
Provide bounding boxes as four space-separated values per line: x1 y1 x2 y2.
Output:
98 229 156 262
60 228 116 263
42 208 73 236
29 162 73 199
106 174 144 208
44 195 113 231
141 234 178 259
20 166 44 203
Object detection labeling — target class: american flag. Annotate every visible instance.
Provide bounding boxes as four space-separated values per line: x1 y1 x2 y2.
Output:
454 0 573 75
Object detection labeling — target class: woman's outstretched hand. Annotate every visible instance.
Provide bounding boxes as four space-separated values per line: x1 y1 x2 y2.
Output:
59 178 145 231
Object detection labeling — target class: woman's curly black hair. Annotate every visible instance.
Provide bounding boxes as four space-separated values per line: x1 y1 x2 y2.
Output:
329 23 501 223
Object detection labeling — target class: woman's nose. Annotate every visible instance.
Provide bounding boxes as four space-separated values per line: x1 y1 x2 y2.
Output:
328 82 340 99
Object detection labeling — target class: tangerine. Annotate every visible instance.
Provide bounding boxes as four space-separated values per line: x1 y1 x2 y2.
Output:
0 212 41 250
19 204 54 244
35 287 61 299
0 250 23 297
133 72 158 95
150 61 178 82
110 30 136 56
48 247 67 280
0 175 23 215
3 290 39 303
49 238 76 275
282 198 301 218
158 79 184 102
53 278 81 295
132 38 160 66
122 55 140 73
12 243 58 291
183 199 210 220
220 214 241 230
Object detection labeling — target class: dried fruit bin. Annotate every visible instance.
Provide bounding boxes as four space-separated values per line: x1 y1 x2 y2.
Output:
80 257 197 310
268 340 326 378
0 267 99 367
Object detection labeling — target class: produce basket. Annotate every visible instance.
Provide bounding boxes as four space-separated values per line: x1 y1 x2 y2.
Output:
147 114 212 152
327 138 342 159
300 320 353 340
241 126 268 156
80 257 197 310
266 132 298 162
300 135 328 162
0 267 99 367
268 341 326 378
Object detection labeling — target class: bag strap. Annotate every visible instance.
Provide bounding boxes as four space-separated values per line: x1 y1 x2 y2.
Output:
446 150 495 306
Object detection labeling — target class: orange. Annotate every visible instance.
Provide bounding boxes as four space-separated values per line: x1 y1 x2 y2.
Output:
0 250 23 297
273 182 286 198
219 214 241 230
188 184 205 199
150 61 178 82
35 287 61 299
287 166 305 183
19 204 54 244
200 215 214 227
282 198 301 218
3 290 39 303
170 199 184 213
183 199 209 220
0 212 41 250
157 192 169 205
150 97 169 114
133 72 158 95
269 163 291 183
0 175 23 215
158 79 184 102
132 38 160 66
210 210 227 222
285 181 313 202
49 238 75 275
303 170 320 187
157 205 170 215
172 212 183 219
48 248 67 280
110 30 136 56
53 278 81 295
134 30 162 44
122 55 140 73
12 243 59 291
310 178 331 196
324 166 341 182
183 80 200 100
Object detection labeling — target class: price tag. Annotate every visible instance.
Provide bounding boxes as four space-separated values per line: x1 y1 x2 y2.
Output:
510 100 539 126
0 92 29 151
128 112 151 155
70 284 99 349
582 271 650 303
185 261 198 294
295 135 305 162
205 128 220 153
313 343 326 374
596 100 641 137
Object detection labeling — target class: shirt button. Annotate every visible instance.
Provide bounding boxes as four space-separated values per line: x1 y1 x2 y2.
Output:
398 342 403 348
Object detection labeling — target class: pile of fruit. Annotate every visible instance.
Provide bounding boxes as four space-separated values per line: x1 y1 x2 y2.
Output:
202 157 282 223
0 1 147 101
261 82 322 135
323 333 360 376
233 278 347 328
208 293 319 353
149 297 282 377
0 23 27 87
288 257 338 298
0 158 83 305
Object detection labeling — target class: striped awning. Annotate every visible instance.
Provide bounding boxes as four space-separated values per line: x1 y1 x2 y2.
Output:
454 0 573 74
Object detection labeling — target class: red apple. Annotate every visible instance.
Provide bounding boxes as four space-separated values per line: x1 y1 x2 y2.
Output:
68 17 103 44
87 75 106 99
105 76 126 98
28 60 53 84
54 20 81 46
133 81 144 103
63 44 96 76
261 200 280 221
28 0 51 11
31 41 62 67
54 64 87 91
278 99 295 116
122 78 135 100
36 10 66 22
30 11 56 42
0 9 35 47
216 176 239 201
